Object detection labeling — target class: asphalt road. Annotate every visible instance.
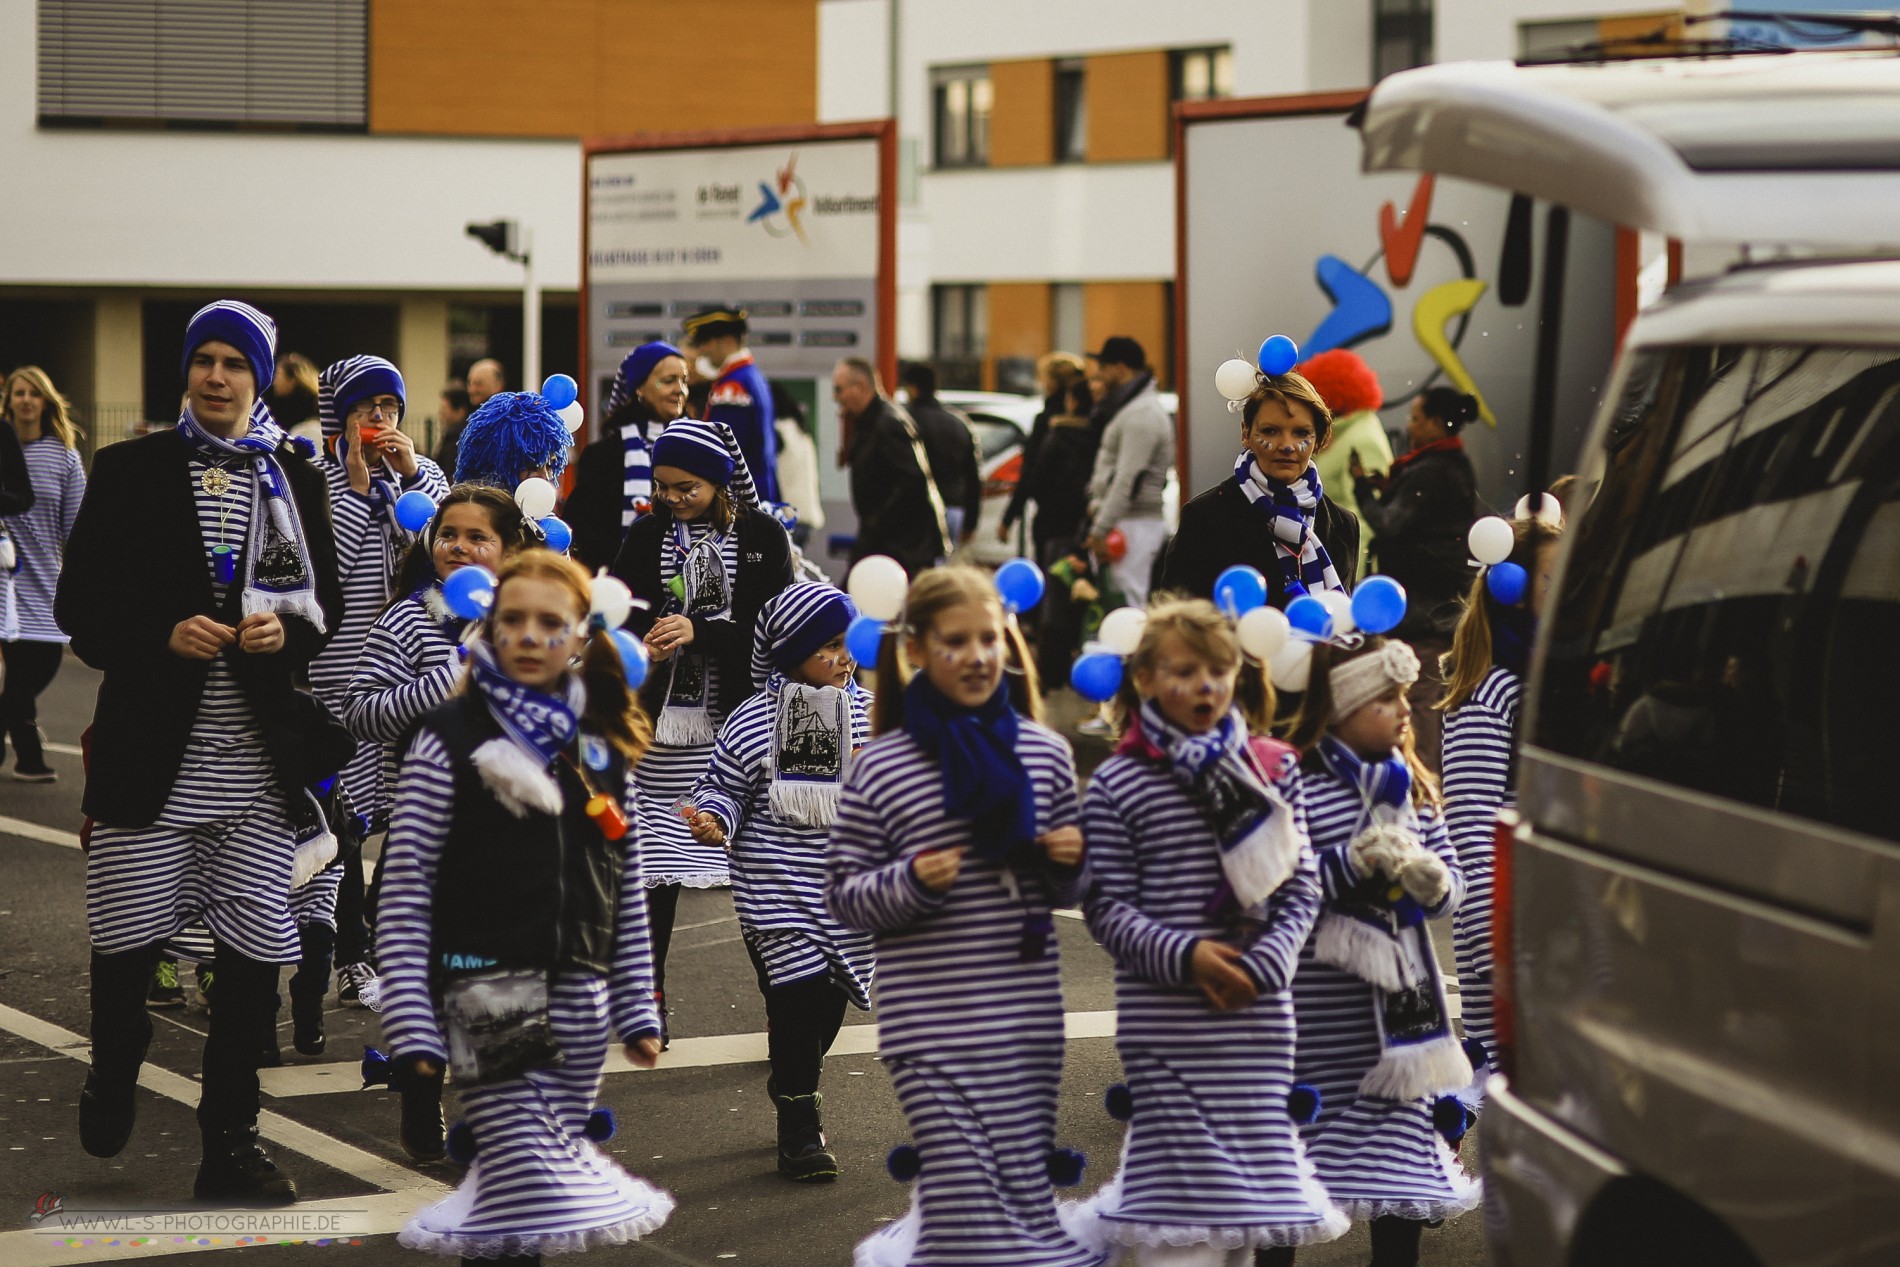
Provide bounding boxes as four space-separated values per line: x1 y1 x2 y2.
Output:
0 652 1491 1266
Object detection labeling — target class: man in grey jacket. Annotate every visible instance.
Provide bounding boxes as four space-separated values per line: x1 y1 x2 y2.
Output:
1084 336 1172 605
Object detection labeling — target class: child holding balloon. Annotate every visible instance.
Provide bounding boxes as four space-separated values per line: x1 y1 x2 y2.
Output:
828 564 1099 1267
1066 597 1347 1266
684 582 874 1183
1435 512 1561 1118
377 549 674 1261
1281 635 1477 1267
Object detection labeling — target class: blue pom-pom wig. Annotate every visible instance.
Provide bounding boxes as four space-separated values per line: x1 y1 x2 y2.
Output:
455 390 573 488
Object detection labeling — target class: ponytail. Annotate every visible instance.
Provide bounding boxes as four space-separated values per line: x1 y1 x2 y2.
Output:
1290 637 1439 810
1438 515 1563 711
581 628 652 763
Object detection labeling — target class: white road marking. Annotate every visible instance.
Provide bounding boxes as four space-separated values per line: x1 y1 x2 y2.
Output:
0 813 81 850
44 741 83 757
0 1191 423 1267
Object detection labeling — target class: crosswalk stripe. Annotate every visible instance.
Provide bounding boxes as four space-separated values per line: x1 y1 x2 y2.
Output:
0 813 81 849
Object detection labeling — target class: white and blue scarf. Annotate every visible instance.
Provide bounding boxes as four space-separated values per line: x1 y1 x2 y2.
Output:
465 639 583 818
1314 734 1471 1102
621 417 656 529
765 672 859 828
177 401 327 633
1234 453 1344 598
655 517 732 747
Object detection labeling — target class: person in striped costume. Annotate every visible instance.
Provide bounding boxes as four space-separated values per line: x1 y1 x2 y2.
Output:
610 419 794 1045
1065 599 1347 1267
58 300 346 1204
828 566 1101 1267
378 551 673 1263
1435 514 1561 1121
1281 637 1479 1267
294 356 450 1044
565 342 689 572
343 483 532 1161
687 581 875 1182
0 365 86 780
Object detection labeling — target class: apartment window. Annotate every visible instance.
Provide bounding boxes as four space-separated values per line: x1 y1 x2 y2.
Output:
1053 59 1087 163
1171 47 1235 102
38 0 367 130
1374 0 1434 81
932 284 988 390
933 66 992 168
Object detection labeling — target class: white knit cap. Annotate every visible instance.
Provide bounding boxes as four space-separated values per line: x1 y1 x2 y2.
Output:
1328 640 1420 723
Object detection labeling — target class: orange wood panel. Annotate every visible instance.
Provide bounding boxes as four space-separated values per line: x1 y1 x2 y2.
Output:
984 281 1053 389
371 0 816 137
1598 11 1682 44
989 59 1054 168
1084 281 1169 388
1085 50 1169 164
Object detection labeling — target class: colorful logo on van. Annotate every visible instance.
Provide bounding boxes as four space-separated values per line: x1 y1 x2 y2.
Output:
748 153 809 244
1305 174 1498 426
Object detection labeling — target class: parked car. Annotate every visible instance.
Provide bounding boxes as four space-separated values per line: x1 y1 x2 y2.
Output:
1360 45 1900 1267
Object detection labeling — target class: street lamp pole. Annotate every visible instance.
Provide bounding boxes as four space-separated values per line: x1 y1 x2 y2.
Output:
466 219 537 390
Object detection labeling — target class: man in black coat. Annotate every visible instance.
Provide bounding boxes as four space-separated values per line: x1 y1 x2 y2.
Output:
900 361 982 552
835 357 949 577
56 300 345 1206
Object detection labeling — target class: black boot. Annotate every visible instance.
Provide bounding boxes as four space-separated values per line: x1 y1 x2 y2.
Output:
195 1126 297 1205
1368 1216 1424 1267
257 989 284 1068
1255 1248 1297 1267
79 1070 140 1159
774 1091 838 1182
398 1063 448 1162
11 723 54 781
81 946 158 1158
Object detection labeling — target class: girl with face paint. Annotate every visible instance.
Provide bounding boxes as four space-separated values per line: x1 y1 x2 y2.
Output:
685 583 874 1183
1066 599 1346 1265
828 566 1099 1267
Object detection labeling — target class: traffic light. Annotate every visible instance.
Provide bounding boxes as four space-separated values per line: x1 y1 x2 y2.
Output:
466 219 523 261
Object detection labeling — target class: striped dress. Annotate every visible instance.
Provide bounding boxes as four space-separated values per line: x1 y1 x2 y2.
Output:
1291 766 1481 1223
339 589 463 830
378 727 675 1258
1066 753 1348 1256
691 683 876 1008
0 435 85 642
87 455 302 965
1439 665 1519 1068
828 721 1101 1267
635 522 740 888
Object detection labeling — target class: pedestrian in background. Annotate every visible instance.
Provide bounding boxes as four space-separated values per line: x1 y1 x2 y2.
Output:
1301 349 1391 580
1084 337 1172 607
1350 387 1479 640
770 380 826 550
1000 353 1095 566
0 365 85 780
835 357 948 578
430 379 471 479
270 353 322 448
466 358 505 411
565 342 690 572
900 361 981 554
684 307 779 504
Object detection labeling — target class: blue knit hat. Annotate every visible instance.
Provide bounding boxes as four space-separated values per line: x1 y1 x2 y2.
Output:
319 355 406 440
182 299 277 392
751 582 857 687
651 418 736 486
454 391 572 487
605 342 683 418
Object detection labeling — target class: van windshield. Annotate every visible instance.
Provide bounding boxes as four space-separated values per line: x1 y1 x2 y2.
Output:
1532 342 1900 843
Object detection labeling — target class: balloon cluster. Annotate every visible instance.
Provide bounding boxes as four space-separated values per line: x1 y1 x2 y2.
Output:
541 374 586 436
1214 334 1302 412
844 555 908 671
587 572 649 687
1469 515 1527 605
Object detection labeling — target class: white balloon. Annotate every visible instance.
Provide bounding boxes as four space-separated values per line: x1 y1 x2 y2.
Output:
558 401 586 434
1468 516 1516 566
1317 589 1356 635
1214 357 1259 402
1098 607 1148 656
847 554 910 623
1513 492 1562 526
1236 606 1290 662
1268 638 1313 693
589 574 634 629
515 477 558 521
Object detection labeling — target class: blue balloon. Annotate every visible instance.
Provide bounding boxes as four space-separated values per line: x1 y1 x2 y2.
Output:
1351 575 1408 635
609 628 648 688
1213 565 1268 619
1070 652 1124 703
1487 561 1528 606
995 557 1046 614
845 614 886 668
538 515 573 553
1258 334 1300 378
541 374 578 410
769 501 798 530
394 490 437 534
443 564 496 620
1285 595 1334 640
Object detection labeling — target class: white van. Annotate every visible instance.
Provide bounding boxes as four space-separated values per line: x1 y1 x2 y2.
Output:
1359 44 1900 1266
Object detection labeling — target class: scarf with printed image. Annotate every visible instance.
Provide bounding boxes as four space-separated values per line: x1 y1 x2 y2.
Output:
465 638 584 818
655 517 731 746
1233 453 1344 598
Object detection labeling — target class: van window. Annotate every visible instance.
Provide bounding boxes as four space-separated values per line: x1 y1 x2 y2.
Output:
1534 343 1900 843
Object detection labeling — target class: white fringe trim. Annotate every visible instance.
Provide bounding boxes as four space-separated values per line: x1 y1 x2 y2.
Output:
643 872 731 889
1359 1035 1477 1103
471 738 563 818
1313 913 1420 993
242 588 329 636
655 704 716 747
1222 804 1301 913
289 829 338 890
853 1189 921 1267
768 778 843 829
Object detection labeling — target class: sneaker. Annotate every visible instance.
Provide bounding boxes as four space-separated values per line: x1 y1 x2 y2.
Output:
335 961 382 1011
774 1091 838 1183
291 990 326 1057
12 766 56 783
194 1129 297 1206
148 958 185 1009
1075 716 1115 737
194 967 214 1008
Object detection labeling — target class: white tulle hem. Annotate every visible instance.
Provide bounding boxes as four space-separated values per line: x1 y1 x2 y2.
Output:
853 1191 920 1267
397 1192 675 1259
644 872 731 889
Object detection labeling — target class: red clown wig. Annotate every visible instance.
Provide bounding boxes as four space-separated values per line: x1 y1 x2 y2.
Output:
1294 349 1384 417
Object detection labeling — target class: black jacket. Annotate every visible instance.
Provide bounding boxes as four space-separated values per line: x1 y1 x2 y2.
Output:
848 395 946 577
57 429 345 827
564 404 661 574
1354 444 1478 636
908 394 983 533
609 503 794 723
1158 476 1360 605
